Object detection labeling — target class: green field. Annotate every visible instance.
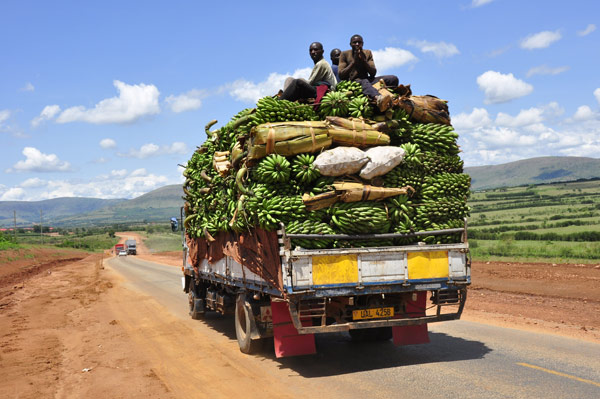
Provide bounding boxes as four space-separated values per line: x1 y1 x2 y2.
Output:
143 231 182 253
468 179 600 262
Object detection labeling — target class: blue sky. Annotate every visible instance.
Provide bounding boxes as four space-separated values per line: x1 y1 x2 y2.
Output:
1 0 599 201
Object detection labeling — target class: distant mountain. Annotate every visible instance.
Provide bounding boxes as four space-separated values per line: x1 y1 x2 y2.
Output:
465 156 600 190
0 197 126 227
0 185 183 227
55 184 183 226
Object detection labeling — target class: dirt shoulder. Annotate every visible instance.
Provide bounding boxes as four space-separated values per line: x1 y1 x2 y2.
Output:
463 261 600 342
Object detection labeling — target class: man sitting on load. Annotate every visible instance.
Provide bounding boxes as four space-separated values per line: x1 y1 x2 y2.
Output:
280 42 337 102
338 34 398 111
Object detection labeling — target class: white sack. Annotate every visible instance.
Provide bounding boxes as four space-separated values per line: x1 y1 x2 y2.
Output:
314 147 369 176
359 146 406 180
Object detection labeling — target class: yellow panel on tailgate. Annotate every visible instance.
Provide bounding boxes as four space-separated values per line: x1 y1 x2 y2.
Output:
312 255 358 285
407 251 449 279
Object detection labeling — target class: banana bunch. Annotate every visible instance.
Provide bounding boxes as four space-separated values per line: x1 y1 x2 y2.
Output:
387 109 412 144
329 202 391 234
421 173 471 201
386 196 415 223
410 123 460 155
253 154 291 184
414 199 470 230
335 80 363 97
286 219 336 249
250 96 317 127
383 166 424 196
421 219 465 244
255 195 306 230
348 95 374 118
422 152 464 175
292 154 320 185
319 91 350 117
400 142 423 166
308 176 334 195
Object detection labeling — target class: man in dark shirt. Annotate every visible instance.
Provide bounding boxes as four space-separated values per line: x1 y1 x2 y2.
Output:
330 48 341 82
338 34 398 110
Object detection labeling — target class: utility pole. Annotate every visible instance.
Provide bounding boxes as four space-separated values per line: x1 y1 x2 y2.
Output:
13 210 17 242
40 210 43 245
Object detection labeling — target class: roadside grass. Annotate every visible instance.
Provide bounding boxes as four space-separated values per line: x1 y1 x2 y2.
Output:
143 232 182 253
470 239 600 263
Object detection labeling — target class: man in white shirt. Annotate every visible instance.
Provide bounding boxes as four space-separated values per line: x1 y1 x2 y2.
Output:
280 42 337 102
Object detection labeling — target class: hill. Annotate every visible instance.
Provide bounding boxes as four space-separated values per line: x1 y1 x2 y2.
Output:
55 184 183 226
465 156 600 190
0 197 126 227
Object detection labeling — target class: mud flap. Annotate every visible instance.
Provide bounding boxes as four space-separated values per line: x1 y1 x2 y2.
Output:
271 300 316 358
393 291 430 345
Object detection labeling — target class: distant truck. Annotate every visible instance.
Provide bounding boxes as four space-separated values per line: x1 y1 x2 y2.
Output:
125 239 137 255
114 243 125 255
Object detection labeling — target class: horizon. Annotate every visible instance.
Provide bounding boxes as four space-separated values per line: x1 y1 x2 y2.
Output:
1 1 599 201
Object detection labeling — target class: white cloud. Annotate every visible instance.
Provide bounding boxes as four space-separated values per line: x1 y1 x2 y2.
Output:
520 30 562 50
226 68 312 103
578 24 596 37
165 89 206 113
19 177 47 188
477 71 533 104
99 138 117 149
594 88 600 105
526 65 569 78
7 147 72 173
111 169 127 178
371 47 418 72
572 105 596 121
120 141 189 159
56 80 160 124
471 0 494 7
0 109 11 128
92 157 108 164
453 108 491 130
130 168 148 177
496 107 545 127
407 40 459 58
31 105 61 127
0 188 26 201
20 82 35 92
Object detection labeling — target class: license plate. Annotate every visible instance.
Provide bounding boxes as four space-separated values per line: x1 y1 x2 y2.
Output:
352 307 394 320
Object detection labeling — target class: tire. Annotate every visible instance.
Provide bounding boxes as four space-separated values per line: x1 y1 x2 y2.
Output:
234 294 263 354
349 327 392 342
188 281 204 320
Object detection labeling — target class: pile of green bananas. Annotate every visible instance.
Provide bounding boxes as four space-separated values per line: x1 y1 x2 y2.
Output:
422 152 464 175
421 173 471 200
329 202 391 234
250 97 317 127
319 91 350 117
292 154 320 185
335 80 363 97
410 123 460 155
253 154 291 183
414 199 470 229
253 195 306 230
348 96 373 118
286 219 336 249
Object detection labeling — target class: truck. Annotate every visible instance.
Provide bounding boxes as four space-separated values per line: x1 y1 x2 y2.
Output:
114 243 125 255
181 208 470 357
125 239 137 255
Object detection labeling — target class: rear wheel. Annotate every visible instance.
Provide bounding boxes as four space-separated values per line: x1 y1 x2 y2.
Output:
235 294 263 354
188 280 205 320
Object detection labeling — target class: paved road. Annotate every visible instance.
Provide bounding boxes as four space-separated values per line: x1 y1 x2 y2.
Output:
109 255 600 399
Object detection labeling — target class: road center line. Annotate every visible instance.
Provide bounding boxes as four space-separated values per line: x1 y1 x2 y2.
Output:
517 362 600 387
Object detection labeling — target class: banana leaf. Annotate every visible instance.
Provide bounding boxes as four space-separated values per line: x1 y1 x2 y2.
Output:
327 128 390 147
251 121 328 145
248 133 332 160
326 116 376 132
